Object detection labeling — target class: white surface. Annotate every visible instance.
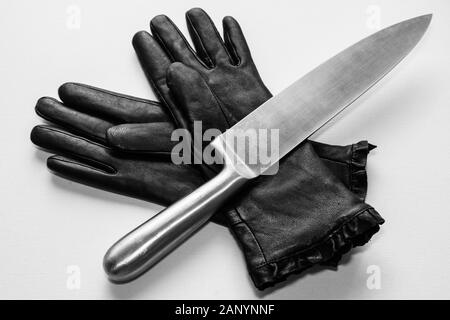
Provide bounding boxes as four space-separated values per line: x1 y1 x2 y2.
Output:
0 0 449 299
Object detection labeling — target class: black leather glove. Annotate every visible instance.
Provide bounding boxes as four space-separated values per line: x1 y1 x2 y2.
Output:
31 82 374 226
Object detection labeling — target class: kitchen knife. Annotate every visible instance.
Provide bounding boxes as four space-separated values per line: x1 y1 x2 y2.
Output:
103 14 431 283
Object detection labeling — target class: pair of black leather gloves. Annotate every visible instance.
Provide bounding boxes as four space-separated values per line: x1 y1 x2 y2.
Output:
31 8 384 290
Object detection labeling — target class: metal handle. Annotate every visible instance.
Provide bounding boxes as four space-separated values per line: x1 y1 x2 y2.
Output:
103 140 247 283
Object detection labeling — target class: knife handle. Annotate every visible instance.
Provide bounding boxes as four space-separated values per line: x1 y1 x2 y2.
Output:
103 140 247 283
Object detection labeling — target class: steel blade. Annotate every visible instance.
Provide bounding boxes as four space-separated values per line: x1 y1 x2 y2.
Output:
220 14 431 177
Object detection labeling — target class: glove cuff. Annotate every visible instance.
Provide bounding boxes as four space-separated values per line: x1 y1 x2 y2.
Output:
311 140 375 201
349 141 376 201
244 206 384 290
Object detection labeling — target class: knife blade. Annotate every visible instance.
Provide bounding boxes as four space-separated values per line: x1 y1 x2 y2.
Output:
103 14 431 283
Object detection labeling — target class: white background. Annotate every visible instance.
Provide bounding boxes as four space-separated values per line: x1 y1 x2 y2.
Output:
0 0 449 299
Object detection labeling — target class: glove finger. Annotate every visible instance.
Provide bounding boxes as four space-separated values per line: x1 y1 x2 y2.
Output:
35 96 113 143
185 8 231 66
58 83 168 123
31 125 115 170
150 14 204 69
166 62 230 133
132 31 172 85
223 16 252 65
47 155 115 188
132 31 190 129
107 122 176 153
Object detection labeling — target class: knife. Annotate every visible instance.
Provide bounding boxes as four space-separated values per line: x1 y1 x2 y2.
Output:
103 14 431 283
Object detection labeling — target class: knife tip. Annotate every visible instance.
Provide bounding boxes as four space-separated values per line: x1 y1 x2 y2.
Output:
422 13 433 23
416 13 433 27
